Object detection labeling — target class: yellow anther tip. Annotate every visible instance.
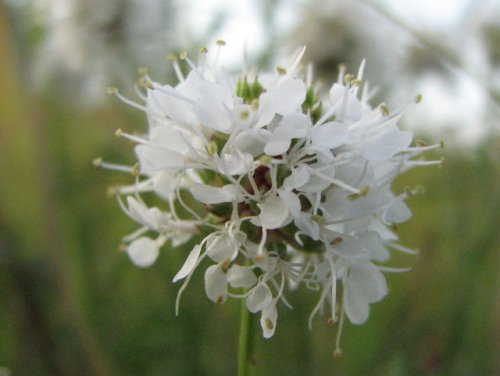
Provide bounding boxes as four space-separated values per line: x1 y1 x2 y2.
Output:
166 53 178 61
333 349 343 360
276 66 287 75
92 157 103 167
131 163 141 177
107 86 118 95
115 128 123 137
216 39 226 46
344 73 355 84
379 103 390 116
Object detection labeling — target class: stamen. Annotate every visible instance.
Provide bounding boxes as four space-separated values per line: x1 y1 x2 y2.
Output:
328 258 337 323
113 91 148 113
308 168 361 194
334 288 346 359
214 39 226 66
115 129 151 145
337 64 346 84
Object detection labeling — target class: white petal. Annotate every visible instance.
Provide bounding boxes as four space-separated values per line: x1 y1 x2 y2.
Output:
281 113 310 138
362 126 413 161
126 196 162 230
278 190 301 219
264 131 292 155
283 165 309 191
189 184 240 204
206 234 238 262
173 244 201 282
216 151 253 176
294 212 320 240
260 302 278 338
127 237 159 268
227 265 257 289
257 195 290 229
204 265 228 304
273 79 306 115
194 101 231 132
230 129 269 157
149 126 191 154
344 281 370 324
246 283 272 313
344 264 387 324
146 85 197 128
135 144 184 170
384 198 412 223
311 122 348 149
329 84 362 121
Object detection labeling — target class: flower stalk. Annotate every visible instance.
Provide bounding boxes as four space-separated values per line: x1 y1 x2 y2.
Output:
238 295 254 376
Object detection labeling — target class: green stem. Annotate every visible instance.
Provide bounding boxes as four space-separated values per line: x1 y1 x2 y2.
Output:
238 297 253 376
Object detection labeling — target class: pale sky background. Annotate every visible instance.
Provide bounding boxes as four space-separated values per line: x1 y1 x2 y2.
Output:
174 0 499 145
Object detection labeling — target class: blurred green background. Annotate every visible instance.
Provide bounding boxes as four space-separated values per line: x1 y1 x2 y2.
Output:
0 0 499 375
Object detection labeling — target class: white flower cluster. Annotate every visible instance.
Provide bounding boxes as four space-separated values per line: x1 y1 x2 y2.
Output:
100 42 441 353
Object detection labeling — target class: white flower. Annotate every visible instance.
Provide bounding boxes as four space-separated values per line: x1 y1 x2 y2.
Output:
101 42 441 350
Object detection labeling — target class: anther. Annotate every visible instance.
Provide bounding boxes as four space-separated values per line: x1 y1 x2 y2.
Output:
115 128 123 137
216 295 225 305
107 186 119 197
131 163 141 177
333 348 343 360
416 139 428 147
276 66 287 75
145 80 155 90
216 39 226 46
179 50 188 60
415 94 423 103
265 319 274 330
344 73 355 84
207 141 218 156
107 86 118 95
312 214 324 224
348 187 368 201
330 237 343 246
166 53 178 61
93 157 103 167
327 316 338 325
379 103 390 116
221 258 231 271
199 46 208 54
137 67 148 76
360 186 370 197
118 243 128 252
258 155 272 165
404 186 413 197
251 99 259 111
240 110 249 120
351 78 363 87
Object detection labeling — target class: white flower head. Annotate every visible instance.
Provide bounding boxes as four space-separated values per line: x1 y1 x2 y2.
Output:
100 42 441 352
